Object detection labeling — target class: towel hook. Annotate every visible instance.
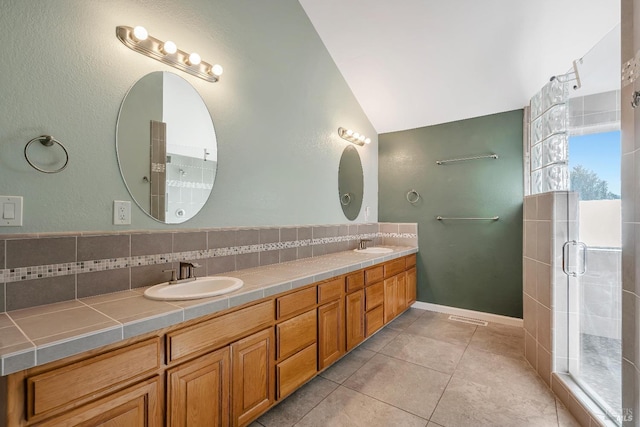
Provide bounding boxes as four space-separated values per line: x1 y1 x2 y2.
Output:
24 135 69 174
406 189 420 204
340 193 352 205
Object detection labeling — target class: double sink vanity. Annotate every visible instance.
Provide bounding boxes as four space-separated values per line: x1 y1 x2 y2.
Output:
1 245 417 427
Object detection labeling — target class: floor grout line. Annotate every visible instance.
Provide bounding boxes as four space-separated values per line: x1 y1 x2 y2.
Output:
426 322 478 422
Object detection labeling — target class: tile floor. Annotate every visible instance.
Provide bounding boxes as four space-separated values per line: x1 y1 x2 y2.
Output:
251 308 582 427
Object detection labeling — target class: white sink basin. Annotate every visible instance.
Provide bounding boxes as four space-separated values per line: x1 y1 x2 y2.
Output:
144 276 244 301
353 247 394 254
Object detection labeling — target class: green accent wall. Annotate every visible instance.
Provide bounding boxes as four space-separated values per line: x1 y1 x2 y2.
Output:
379 110 524 318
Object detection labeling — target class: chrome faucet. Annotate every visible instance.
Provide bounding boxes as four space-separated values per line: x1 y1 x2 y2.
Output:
359 239 372 250
163 262 201 284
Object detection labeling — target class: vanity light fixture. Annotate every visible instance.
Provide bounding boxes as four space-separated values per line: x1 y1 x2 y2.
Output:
338 127 371 146
116 25 223 83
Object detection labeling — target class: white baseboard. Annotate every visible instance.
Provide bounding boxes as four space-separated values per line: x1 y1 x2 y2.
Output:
411 301 523 328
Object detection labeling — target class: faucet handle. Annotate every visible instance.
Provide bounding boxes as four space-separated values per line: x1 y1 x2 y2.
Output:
191 263 201 278
162 269 178 283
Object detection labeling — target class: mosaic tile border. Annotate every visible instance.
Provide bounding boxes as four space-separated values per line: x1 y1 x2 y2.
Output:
0 232 416 284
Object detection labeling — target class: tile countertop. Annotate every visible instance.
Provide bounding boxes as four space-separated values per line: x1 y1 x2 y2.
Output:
0 246 417 376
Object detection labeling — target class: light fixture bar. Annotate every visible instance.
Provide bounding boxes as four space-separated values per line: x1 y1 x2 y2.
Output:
338 127 371 146
116 26 223 83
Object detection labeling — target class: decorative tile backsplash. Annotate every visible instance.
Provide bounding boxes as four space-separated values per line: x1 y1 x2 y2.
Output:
0 222 417 312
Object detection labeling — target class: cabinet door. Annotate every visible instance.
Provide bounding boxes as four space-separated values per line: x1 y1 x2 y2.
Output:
167 347 230 427
396 273 407 313
406 267 417 305
345 290 365 351
36 377 161 427
383 276 398 324
231 328 275 427
317 299 345 370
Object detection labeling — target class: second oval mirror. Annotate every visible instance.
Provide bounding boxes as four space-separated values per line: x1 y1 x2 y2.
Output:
116 71 217 223
338 145 364 221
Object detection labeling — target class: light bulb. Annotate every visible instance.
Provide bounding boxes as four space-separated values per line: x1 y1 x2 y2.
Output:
132 26 148 42
353 132 360 140
358 135 365 142
346 129 354 136
210 64 224 76
188 52 201 66
364 137 371 144
162 41 177 55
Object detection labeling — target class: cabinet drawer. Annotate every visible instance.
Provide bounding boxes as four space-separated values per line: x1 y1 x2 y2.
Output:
168 300 274 363
276 344 317 399
406 254 417 268
35 376 162 427
364 266 384 285
345 272 364 293
318 278 343 304
276 309 317 360
365 281 384 311
277 286 317 319
366 305 384 336
384 258 405 278
27 337 161 419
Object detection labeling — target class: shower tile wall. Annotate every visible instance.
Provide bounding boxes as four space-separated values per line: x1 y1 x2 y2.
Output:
166 153 217 223
569 90 621 135
0 223 417 313
524 191 580 380
524 192 554 387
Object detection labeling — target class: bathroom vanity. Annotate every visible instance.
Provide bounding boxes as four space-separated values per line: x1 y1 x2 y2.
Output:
1 253 416 427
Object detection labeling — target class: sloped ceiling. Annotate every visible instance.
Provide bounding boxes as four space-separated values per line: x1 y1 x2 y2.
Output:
298 0 621 133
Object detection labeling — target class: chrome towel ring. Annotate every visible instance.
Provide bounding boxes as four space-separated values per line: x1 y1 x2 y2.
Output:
406 189 420 204
340 193 352 206
24 135 69 174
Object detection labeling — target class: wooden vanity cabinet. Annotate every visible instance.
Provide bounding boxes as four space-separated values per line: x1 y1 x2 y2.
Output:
3 254 417 427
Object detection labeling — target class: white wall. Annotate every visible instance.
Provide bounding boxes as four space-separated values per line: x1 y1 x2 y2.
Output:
0 0 377 233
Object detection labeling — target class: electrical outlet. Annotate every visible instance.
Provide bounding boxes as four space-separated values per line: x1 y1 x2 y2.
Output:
113 200 131 225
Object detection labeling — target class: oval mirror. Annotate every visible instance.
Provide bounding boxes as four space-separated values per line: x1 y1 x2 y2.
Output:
338 145 364 221
116 71 217 223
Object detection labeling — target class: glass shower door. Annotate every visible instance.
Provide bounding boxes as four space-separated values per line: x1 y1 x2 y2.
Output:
565 24 622 422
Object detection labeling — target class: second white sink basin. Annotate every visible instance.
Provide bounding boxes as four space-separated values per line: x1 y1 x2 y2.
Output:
353 247 394 254
144 276 244 301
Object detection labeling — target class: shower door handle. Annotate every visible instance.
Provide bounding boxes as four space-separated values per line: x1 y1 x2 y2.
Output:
562 240 588 277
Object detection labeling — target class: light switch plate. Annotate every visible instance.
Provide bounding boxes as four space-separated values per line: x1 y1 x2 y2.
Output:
0 196 23 226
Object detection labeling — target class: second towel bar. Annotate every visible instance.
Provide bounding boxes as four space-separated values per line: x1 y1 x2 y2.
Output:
436 216 499 221
436 154 498 165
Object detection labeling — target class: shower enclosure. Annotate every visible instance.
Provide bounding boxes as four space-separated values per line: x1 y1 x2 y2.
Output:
528 24 622 424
